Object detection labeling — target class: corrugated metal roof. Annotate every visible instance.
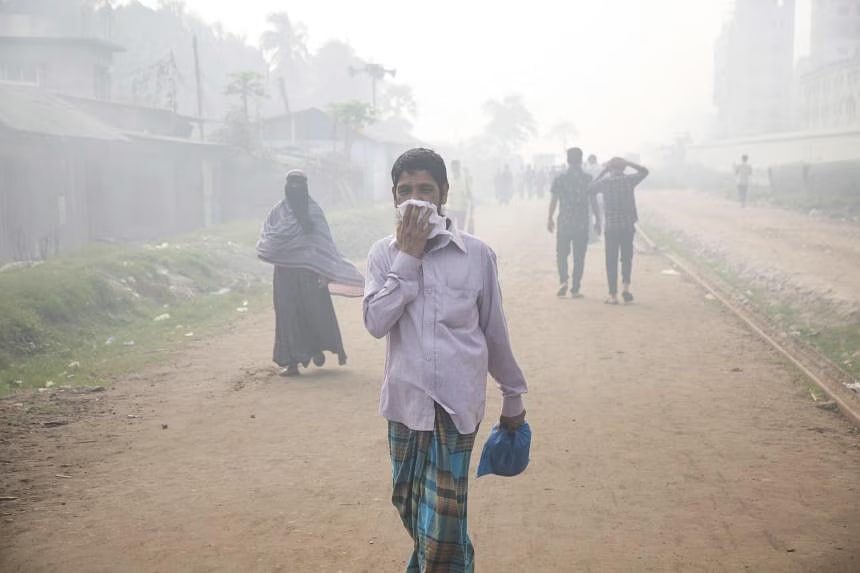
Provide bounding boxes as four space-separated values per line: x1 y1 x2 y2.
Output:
0 84 126 141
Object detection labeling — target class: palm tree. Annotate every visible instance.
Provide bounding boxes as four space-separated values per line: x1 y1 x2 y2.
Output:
260 12 308 81
224 71 267 122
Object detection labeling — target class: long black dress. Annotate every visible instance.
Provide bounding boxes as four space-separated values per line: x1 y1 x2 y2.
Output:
273 266 347 368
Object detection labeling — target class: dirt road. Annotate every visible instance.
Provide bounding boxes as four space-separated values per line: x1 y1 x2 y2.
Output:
2 200 859 572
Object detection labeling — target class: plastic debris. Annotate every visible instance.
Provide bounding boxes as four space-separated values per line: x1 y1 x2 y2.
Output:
153 313 171 322
105 336 116 346
214 287 231 295
660 268 681 276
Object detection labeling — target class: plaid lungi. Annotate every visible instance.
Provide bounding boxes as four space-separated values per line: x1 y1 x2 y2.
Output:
388 403 478 573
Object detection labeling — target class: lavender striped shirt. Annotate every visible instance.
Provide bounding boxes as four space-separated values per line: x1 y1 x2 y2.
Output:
363 222 527 434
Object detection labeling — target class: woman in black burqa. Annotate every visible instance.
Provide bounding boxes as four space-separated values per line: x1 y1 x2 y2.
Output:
257 170 364 376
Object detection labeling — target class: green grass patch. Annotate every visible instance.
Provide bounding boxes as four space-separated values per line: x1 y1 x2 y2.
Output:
640 221 860 379
1 206 393 395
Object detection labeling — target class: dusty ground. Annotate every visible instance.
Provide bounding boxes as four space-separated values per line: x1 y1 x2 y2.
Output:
639 189 860 318
2 199 859 572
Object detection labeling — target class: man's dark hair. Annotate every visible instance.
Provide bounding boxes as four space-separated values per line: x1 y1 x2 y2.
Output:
391 148 448 190
567 147 583 165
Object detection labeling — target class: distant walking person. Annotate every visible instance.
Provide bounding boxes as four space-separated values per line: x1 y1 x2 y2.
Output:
256 170 364 376
589 157 649 305
735 154 752 207
548 147 601 298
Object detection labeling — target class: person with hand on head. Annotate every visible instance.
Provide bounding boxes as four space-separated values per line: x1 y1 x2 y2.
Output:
363 148 528 573
589 156 649 305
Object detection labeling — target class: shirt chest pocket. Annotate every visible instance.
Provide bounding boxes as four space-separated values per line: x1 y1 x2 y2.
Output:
441 286 479 330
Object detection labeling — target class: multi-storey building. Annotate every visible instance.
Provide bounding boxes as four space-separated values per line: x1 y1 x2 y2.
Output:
798 0 860 129
713 0 796 138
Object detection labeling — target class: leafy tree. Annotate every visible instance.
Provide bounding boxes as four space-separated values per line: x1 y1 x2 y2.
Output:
329 100 375 154
305 40 367 110
224 71 267 122
482 95 537 156
378 83 417 123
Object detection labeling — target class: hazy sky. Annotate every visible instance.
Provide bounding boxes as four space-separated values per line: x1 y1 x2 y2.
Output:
136 0 811 157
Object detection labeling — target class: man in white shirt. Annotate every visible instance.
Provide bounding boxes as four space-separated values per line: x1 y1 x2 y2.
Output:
735 154 753 207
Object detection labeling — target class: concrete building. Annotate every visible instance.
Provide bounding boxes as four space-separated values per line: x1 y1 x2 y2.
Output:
0 36 122 100
799 56 860 129
713 0 796 138
797 0 860 130
810 0 860 67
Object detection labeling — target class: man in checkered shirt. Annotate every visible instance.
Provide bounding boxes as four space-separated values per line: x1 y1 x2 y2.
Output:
589 157 649 304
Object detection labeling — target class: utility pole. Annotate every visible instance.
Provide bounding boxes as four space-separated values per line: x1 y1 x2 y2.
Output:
348 63 396 113
277 76 295 144
192 35 204 141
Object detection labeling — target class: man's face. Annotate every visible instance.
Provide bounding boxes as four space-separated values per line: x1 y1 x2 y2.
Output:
393 169 448 210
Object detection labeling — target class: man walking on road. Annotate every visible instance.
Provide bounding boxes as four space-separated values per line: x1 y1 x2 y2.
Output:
363 148 528 572
548 147 601 298
589 157 649 305
734 154 752 207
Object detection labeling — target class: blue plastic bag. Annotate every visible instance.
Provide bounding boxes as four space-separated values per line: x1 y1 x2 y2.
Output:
476 421 531 478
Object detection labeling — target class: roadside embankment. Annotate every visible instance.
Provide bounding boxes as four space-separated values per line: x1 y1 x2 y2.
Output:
639 189 860 391
0 207 391 396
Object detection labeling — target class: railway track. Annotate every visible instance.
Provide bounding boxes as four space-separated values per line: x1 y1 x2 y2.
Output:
637 226 860 427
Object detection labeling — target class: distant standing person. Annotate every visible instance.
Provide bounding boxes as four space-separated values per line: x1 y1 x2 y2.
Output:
584 154 602 179
256 170 364 376
364 148 528 572
548 147 601 298
589 157 649 305
734 154 752 207
495 164 514 205
448 159 474 234
584 153 603 244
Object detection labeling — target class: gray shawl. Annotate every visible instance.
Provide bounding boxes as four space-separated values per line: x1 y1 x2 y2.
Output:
256 198 364 297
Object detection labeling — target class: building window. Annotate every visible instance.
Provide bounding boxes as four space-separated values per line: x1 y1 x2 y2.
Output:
0 63 44 86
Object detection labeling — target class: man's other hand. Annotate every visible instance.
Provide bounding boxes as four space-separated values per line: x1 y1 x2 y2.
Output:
500 409 526 432
396 204 432 258
547 218 555 234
